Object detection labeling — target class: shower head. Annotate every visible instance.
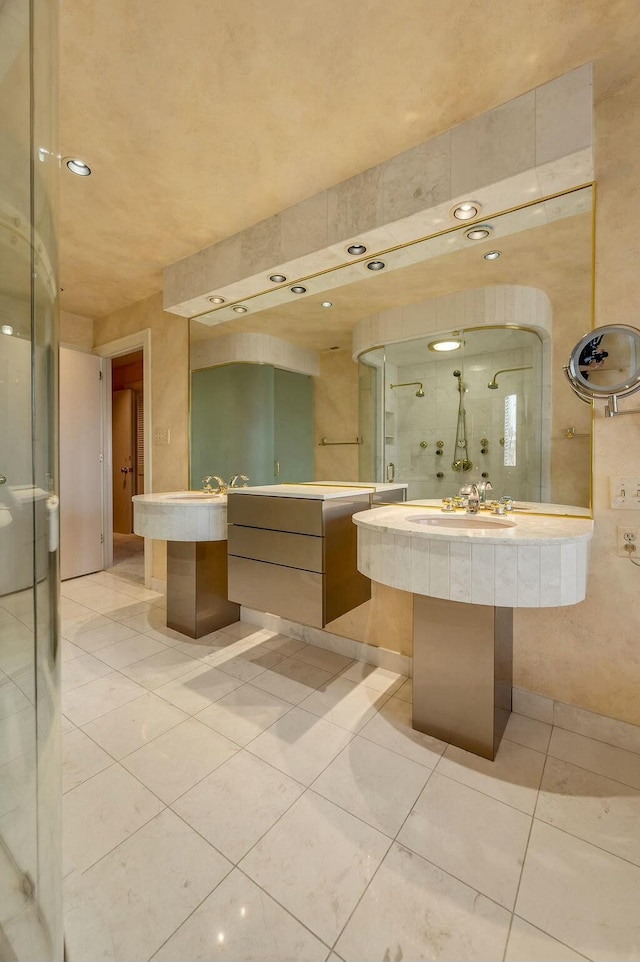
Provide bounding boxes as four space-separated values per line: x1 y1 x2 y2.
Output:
390 381 425 398
453 370 461 378
487 366 533 390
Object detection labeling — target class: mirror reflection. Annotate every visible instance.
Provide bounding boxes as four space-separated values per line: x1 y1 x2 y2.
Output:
568 325 640 396
190 185 593 511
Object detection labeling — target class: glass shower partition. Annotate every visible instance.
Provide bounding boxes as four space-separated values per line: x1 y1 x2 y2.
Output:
0 0 62 959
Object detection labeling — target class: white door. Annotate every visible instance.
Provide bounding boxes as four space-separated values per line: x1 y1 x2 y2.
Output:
59 347 103 580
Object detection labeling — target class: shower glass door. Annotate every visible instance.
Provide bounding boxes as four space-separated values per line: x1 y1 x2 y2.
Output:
1 0 62 958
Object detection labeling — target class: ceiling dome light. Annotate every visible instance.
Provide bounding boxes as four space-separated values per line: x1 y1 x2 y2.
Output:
452 201 480 221
232 305 248 314
465 225 492 241
65 158 91 176
347 244 367 255
367 260 385 271
484 250 502 261
269 274 287 283
428 338 463 352
208 295 226 305
320 301 333 308
1 324 14 336
290 286 307 294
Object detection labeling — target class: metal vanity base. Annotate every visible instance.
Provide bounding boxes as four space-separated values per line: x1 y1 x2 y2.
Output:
167 540 239 639
413 595 513 760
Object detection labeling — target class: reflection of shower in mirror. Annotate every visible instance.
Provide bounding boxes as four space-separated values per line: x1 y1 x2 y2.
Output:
390 381 425 398
487 366 533 390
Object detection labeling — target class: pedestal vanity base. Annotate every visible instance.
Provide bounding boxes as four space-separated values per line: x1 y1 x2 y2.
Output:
167 541 239 638
413 596 513 760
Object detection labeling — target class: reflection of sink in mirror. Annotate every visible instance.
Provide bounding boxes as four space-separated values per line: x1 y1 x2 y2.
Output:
161 492 223 501
408 514 516 529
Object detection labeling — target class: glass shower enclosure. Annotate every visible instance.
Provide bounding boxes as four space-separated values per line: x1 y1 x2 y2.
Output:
1 0 63 958
359 327 544 503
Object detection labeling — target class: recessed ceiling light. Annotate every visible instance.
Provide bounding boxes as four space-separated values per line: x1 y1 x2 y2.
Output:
465 225 492 241
320 301 333 308
367 261 385 271
428 338 463 352
1 324 14 336
65 158 91 176
269 274 287 283
452 201 480 221
233 305 248 314
347 244 367 255
208 295 226 304
290 286 307 294
484 250 502 261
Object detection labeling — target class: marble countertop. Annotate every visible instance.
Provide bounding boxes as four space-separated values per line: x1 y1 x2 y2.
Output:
229 483 380 500
353 500 593 546
133 491 226 505
132 491 227 541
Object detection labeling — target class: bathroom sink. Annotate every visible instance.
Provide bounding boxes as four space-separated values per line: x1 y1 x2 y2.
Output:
408 513 516 529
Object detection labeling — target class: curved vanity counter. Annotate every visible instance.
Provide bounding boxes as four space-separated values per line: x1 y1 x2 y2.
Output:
132 491 227 542
354 501 594 607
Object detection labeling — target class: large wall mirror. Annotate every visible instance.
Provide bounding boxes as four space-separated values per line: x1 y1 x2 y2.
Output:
189 184 593 513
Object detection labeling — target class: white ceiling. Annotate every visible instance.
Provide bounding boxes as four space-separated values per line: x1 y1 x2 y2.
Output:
58 0 637 321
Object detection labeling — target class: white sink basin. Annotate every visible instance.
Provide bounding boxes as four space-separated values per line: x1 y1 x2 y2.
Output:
408 513 516 530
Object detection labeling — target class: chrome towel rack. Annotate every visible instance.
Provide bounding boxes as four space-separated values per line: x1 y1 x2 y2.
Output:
318 437 363 446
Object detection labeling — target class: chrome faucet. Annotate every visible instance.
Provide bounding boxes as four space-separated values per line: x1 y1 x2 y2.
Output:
466 483 480 514
478 479 493 505
229 474 250 488
202 475 227 494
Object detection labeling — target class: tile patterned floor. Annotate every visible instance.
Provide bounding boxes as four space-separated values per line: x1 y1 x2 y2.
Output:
46 572 640 960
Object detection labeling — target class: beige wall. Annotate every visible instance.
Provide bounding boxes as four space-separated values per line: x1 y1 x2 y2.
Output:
325 41 640 727
314 349 360 481
60 310 93 351
93 291 190 581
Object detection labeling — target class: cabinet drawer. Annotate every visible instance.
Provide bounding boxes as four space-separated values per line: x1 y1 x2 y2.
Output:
227 494 323 535
227 556 324 627
228 525 324 572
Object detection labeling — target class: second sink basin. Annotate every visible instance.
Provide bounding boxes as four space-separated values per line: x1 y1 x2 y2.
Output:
408 513 516 529
162 492 223 501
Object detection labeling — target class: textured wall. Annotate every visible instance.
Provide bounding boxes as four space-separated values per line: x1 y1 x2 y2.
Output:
60 310 93 351
93 291 189 581
314 349 360 481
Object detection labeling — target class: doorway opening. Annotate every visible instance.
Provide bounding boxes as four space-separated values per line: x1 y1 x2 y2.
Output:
110 350 145 583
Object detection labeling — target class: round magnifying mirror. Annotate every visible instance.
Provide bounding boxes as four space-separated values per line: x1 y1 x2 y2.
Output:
566 324 640 401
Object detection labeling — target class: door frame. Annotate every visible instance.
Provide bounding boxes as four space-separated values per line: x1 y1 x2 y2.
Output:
94 329 153 588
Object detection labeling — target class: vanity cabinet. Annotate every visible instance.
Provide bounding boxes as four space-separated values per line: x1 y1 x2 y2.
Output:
227 489 371 627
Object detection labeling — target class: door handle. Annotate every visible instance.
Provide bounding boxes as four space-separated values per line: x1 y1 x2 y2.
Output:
386 462 395 482
0 475 5 485
274 460 280 477
120 467 129 474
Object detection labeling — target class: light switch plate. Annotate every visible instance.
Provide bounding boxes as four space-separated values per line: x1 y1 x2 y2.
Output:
153 428 170 445
610 477 640 509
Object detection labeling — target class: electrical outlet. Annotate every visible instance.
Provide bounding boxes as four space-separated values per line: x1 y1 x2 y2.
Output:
617 525 640 557
610 477 640 509
153 428 170 445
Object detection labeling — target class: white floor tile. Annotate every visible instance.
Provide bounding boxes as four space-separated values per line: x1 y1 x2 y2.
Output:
250 658 336 706
548 727 640 790
246 707 353 785
153 867 328 961
120 648 202 690
121 718 237 804
392 678 412 703
173 751 304 862
0 678 30 720
553 702 640 755
504 713 552 753
62 729 112 793
299 677 392 733
335 842 511 962
61 639 85 664
516 820 640 961
505 917 590 961
63 764 164 875
154 663 243 715
196 683 292 746
312 736 430 836
359 696 446 768
240 791 390 945
437 738 545 814
63 616 139 652
64 809 231 962
338 661 405 694
398 772 531 909
205 646 285 682
81 692 188 759
61 653 113 693
261 634 307 657
537 755 640 865
292 645 353 674
62 672 148 726
93 633 169 669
